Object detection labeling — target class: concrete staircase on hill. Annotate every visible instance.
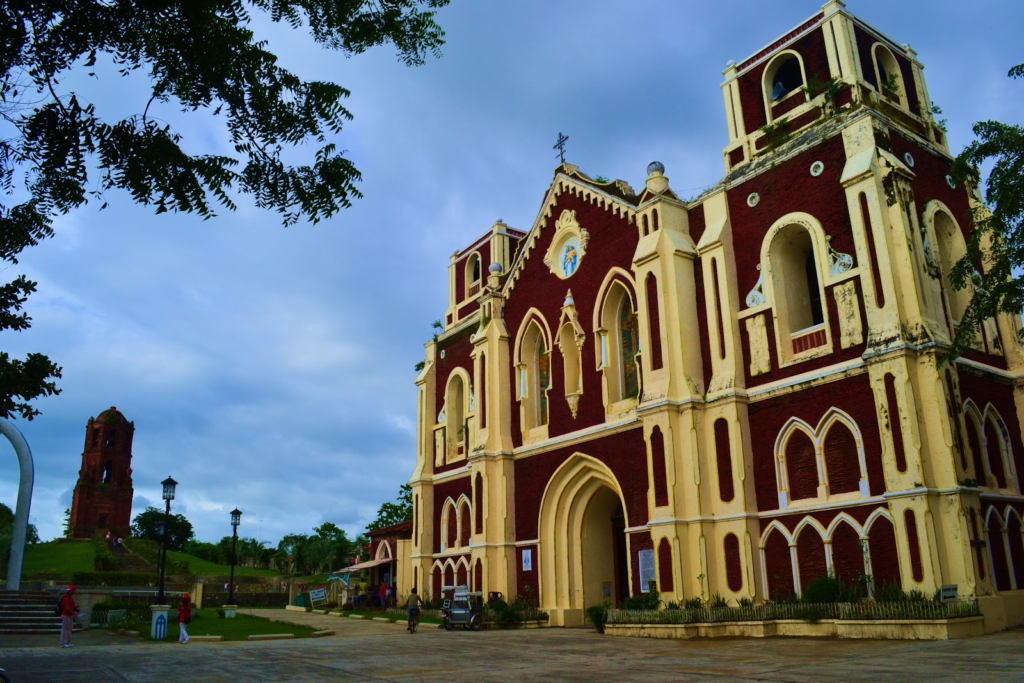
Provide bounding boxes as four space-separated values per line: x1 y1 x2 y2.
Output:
0 591 82 634
114 546 156 574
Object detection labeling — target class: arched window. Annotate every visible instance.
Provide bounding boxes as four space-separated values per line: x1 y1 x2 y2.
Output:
103 460 113 484
516 316 551 436
873 44 906 107
795 525 827 593
931 209 971 330
474 473 484 534
985 414 1009 490
657 538 674 592
595 277 640 408
90 428 99 448
763 52 807 121
715 418 735 503
645 273 663 371
458 500 471 548
446 373 467 463
785 429 818 502
767 223 826 361
763 526 795 601
724 533 743 592
535 336 550 426
465 252 482 299
618 297 640 400
105 429 117 448
822 421 860 495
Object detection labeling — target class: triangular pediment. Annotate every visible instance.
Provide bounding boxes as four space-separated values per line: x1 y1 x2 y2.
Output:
504 165 639 294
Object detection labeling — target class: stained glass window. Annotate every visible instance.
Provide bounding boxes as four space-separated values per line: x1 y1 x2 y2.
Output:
620 300 639 399
536 337 550 425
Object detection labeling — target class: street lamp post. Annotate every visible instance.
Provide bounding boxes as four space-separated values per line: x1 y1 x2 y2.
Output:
228 508 242 606
155 476 177 605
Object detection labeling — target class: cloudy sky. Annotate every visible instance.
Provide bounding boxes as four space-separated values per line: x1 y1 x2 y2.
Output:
2 0 1022 547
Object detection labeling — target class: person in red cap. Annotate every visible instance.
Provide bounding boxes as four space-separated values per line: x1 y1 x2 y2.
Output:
177 593 192 644
59 585 79 648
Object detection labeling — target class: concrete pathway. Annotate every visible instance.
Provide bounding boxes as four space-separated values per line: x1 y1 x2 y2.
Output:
1 612 1022 682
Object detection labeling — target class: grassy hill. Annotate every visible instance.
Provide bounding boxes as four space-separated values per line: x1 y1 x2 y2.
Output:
165 550 281 578
22 540 96 575
19 540 282 579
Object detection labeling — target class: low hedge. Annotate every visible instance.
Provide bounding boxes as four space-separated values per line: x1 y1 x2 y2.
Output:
70 571 158 587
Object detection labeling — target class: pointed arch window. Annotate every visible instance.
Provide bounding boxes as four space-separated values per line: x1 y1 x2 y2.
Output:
619 298 640 400
766 220 830 363
536 337 550 427
516 316 551 438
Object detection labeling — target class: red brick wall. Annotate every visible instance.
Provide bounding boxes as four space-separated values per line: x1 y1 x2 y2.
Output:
867 514 901 589
688 206 706 245
786 430 818 501
694 258 712 390
504 189 638 444
513 427 648 541
657 538 674 592
750 374 885 511
830 521 866 591
796 527 828 589
724 533 743 592
474 473 483 534
854 26 879 88
715 418 735 503
629 531 653 596
517 545 538 600
764 527 795 600
823 420 861 494
474 559 483 592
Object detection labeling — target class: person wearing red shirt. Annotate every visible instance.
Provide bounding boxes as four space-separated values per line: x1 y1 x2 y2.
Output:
59 585 79 648
177 594 192 644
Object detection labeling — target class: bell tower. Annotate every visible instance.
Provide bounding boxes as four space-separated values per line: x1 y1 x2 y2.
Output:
68 407 135 538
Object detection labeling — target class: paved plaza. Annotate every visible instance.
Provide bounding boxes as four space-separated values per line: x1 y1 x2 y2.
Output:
1 611 1023 682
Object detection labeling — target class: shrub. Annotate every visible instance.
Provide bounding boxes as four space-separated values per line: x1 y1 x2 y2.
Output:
873 580 906 603
69 571 157 587
665 601 680 611
904 589 929 603
709 594 728 609
585 601 611 634
683 597 704 610
738 597 754 608
622 587 660 611
801 575 841 604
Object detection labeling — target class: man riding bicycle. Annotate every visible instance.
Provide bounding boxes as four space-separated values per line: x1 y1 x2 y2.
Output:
406 588 422 633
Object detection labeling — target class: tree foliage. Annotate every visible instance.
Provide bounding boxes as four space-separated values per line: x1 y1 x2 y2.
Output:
366 483 412 532
130 506 194 551
0 0 450 419
948 63 1024 359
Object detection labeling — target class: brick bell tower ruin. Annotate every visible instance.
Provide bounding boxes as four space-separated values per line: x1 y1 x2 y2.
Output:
68 407 135 538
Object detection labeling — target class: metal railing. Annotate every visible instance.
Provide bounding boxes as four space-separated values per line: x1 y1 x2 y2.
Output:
607 600 980 625
90 606 152 627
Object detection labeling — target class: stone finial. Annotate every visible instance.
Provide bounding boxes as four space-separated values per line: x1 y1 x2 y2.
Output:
488 262 502 274
646 162 669 194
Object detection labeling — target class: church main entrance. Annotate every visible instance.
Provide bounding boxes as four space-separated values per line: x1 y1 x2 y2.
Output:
537 454 628 626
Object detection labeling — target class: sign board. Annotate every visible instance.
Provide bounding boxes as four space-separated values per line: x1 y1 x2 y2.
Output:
522 548 533 571
309 587 327 604
939 585 958 603
638 549 655 593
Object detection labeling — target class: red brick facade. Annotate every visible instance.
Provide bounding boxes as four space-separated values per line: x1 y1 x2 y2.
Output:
68 407 135 539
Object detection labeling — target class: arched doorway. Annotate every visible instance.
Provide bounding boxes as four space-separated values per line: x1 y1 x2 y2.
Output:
538 454 628 626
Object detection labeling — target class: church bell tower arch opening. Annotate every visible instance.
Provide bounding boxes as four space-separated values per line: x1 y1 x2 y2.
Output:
538 453 628 626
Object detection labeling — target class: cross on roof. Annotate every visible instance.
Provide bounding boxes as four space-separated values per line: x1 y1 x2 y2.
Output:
553 132 569 164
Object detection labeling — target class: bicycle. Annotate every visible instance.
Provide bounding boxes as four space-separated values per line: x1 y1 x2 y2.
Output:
407 607 420 634
0 666 10 683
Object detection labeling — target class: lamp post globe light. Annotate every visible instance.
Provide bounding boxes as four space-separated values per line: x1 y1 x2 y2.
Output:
228 508 242 607
155 476 177 605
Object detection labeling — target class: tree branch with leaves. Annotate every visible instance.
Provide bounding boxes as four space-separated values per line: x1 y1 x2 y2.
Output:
0 0 450 419
948 63 1024 360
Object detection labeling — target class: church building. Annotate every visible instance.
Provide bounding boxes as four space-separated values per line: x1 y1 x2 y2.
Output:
404 1 1024 627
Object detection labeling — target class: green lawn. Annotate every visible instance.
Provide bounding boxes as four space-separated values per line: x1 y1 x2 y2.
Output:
22 540 95 575
144 608 316 642
165 551 282 577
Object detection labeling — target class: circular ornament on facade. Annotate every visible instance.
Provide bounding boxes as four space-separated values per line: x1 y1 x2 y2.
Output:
747 192 760 207
946 174 956 189
810 161 825 177
903 152 915 168
557 235 582 278
440 350 446 359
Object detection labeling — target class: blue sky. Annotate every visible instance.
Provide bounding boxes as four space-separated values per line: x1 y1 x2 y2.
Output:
2 0 1022 546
